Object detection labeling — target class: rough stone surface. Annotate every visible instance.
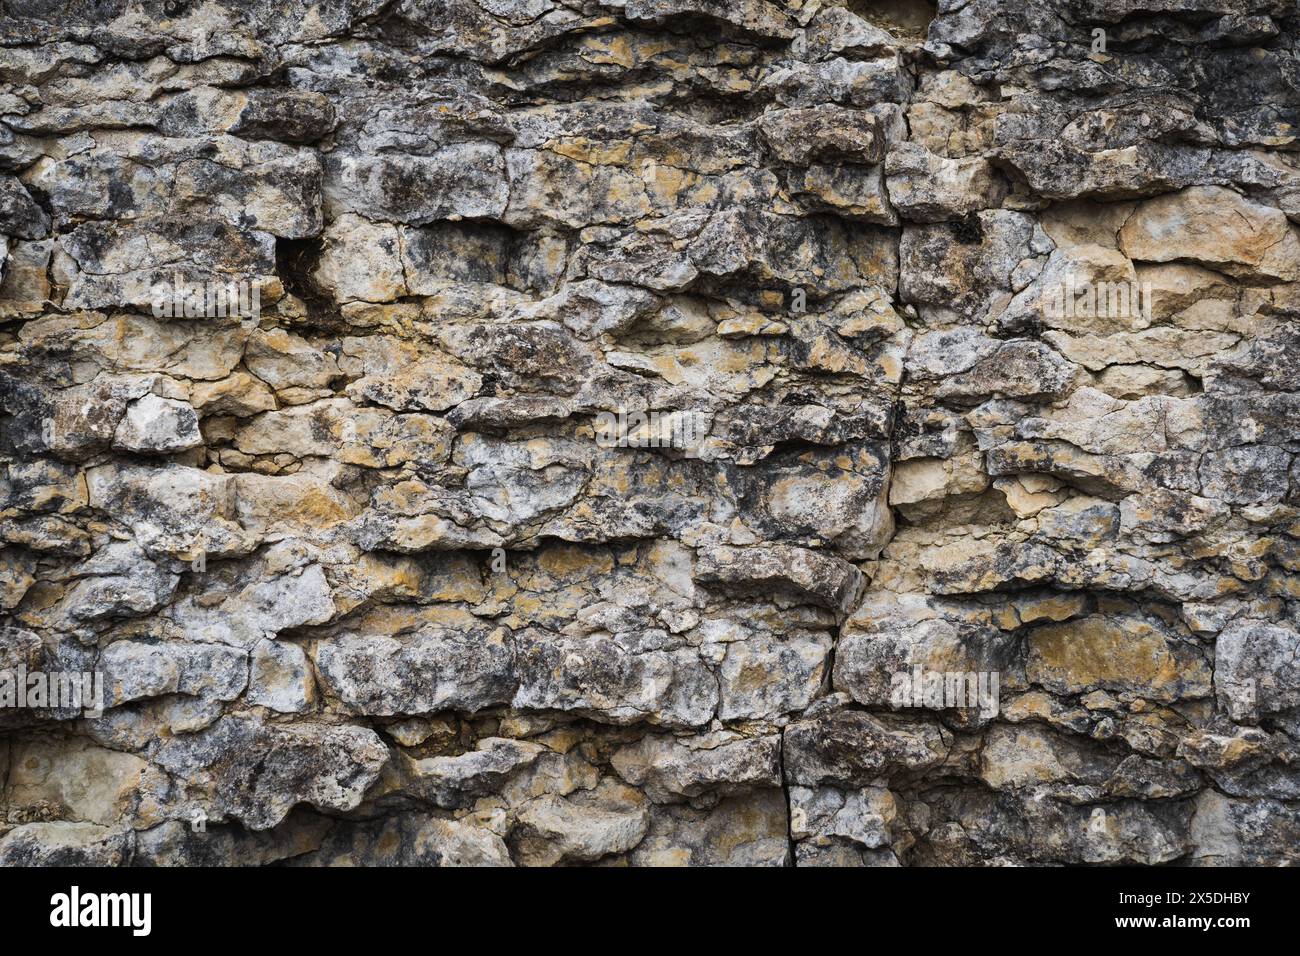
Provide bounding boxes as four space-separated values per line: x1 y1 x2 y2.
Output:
2 0 1299 868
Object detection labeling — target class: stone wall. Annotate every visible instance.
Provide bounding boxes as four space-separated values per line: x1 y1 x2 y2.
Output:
1 0 1299 866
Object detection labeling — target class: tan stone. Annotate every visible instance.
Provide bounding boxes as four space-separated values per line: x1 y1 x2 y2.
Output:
7 738 149 827
189 372 277 416
1027 615 1211 702
1120 185 1300 281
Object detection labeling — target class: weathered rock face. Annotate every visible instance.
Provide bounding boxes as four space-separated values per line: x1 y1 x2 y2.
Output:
1 0 1299 867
